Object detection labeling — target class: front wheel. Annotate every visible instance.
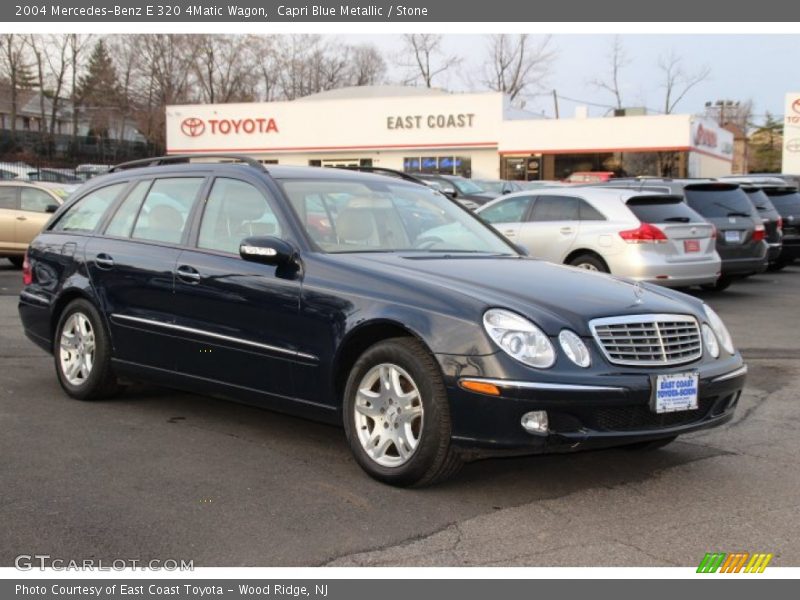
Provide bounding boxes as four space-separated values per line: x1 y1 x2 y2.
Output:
343 337 462 487
54 299 121 400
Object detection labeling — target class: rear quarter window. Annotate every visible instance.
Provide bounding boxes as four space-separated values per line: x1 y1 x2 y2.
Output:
626 196 702 223
765 190 800 214
51 183 127 233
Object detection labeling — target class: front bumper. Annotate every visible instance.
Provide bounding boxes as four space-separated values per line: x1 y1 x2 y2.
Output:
437 352 746 454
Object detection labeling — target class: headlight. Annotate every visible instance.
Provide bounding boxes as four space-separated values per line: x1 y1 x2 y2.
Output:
703 305 734 355
701 323 720 358
558 329 591 368
483 309 556 368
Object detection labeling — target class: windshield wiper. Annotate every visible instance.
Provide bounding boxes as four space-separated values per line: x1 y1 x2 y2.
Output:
726 211 751 218
663 216 690 223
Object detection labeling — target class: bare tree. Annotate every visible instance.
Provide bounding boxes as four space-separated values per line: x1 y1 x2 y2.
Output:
191 34 256 104
0 34 34 139
399 34 461 88
659 50 711 114
67 34 93 139
481 34 554 102
249 35 283 102
590 35 629 110
25 35 49 148
348 44 386 86
43 35 70 137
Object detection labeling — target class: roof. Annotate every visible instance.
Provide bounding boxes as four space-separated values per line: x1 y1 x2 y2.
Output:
295 85 451 101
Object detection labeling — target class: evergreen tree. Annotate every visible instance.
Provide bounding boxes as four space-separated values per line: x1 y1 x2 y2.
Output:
749 113 783 173
76 40 121 139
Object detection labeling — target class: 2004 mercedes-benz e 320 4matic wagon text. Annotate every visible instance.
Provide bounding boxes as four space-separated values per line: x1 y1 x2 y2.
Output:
18 156 747 486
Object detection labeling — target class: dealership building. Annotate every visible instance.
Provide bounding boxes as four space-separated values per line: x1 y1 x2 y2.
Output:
166 86 734 180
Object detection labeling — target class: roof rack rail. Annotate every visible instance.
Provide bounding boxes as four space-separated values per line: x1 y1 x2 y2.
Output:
332 165 429 186
108 154 267 173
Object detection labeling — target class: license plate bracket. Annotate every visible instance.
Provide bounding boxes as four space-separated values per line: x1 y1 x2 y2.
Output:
724 230 741 243
651 372 699 414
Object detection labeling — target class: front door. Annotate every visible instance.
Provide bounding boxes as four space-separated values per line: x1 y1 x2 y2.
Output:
171 176 303 399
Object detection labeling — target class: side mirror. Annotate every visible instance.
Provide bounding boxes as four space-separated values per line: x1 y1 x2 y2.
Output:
443 187 457 199
239 236 297 267
45 204 59 213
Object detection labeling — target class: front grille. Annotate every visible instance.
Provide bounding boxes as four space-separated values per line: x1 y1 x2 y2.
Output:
592 396 716 431
590 314 702 367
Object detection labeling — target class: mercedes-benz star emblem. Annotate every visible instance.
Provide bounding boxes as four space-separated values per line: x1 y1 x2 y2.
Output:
633 282 645 304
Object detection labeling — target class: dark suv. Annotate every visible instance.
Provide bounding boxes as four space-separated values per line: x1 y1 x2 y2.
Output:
18 156 746 486
588 179 768 291
762 185 800 269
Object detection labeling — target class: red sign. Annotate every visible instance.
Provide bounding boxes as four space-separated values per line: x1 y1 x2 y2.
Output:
684 239 700 253
181 117 205 137
694 124 718 149
179 117 279 137
792 98 800 115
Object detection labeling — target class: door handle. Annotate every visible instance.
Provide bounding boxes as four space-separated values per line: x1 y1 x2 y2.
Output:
176 265 201 284
560 227 574 234
16 216 27 221
503 229 516 237
95 253 114 269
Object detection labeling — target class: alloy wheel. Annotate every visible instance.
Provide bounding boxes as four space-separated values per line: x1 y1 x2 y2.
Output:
59 313 95 386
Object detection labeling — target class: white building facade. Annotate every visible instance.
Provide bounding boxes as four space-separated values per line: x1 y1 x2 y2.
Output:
166 87 734 180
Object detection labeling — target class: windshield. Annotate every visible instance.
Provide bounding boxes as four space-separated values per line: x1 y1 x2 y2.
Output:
451 178 485 195
280 178 517 254
684 187 755 218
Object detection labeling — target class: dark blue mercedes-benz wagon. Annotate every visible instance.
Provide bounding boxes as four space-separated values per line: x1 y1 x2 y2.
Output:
18 156 746 486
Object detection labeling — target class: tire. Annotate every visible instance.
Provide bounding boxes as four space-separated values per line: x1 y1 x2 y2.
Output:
624 435 678 451
701 277 732 292
54 298 121 400
343 337 462 487
568 253 609 273
7 256 23 269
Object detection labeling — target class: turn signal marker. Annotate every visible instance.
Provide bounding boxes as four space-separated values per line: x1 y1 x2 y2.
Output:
459 380 501 396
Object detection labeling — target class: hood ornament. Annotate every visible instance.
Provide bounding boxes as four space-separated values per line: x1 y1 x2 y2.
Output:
633 282 645 304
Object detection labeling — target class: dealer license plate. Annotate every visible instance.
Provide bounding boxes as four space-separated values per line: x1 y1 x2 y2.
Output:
652 372 699 414
684 239 700 253
724 230 741 243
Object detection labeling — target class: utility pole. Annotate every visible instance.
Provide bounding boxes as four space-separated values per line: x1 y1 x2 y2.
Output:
552 90 560 119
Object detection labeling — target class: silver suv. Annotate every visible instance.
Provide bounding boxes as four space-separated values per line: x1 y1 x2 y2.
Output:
477 187 721 288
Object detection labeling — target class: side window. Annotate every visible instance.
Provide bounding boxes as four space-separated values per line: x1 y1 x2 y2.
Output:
52 183 127 233
105 180 151 238
479 196 532 224
131 178 204 244
0 187 18 209
198 178 282 254
578 200 606 221
20 188 56 213
529 195 579 221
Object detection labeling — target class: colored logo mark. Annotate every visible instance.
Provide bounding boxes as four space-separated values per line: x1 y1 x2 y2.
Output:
697 552 773 573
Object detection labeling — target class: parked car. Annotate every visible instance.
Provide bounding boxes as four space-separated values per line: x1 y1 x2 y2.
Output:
19 155 746 486
566 171 616 184
0 164 38 181
589 179 768 291
409 173 497 207
0 181 63 267
473 179 522 195
718 177 784 266
761 184 800 269
746 173 800 189
518 180 570 190
28 168 83 185
476 188 720 288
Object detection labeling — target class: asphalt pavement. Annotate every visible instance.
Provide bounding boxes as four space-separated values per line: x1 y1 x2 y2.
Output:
1 259 798 567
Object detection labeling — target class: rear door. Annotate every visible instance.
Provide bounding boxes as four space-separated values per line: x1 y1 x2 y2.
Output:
683 184 762 261
477 195 533 243
86 176 206 371
518 195 579 262
625 195 716 263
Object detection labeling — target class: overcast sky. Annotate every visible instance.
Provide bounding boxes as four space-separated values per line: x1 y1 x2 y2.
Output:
348 34 797 122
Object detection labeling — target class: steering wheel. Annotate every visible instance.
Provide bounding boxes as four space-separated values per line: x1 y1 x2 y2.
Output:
413 236 445 250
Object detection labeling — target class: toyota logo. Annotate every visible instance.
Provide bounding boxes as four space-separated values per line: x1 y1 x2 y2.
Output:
793 98 800 115
787 138 800 153
181 117 206 137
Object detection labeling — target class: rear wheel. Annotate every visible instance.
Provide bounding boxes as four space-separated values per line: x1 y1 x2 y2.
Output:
701 277 732 292
568 253 609 273
7 256 23 269
343 337 462 487
624 435 678 451
54 299 121 400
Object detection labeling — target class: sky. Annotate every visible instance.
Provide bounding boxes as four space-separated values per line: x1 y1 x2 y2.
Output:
348 34 798 123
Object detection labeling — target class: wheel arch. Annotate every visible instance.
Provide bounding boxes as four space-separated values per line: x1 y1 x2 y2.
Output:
564 248 610 272
50 288 102 339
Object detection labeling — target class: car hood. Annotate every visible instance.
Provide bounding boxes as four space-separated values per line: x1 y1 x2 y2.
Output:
337 254 703 336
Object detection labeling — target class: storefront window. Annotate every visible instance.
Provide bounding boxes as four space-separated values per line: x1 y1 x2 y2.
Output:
404 155 471 177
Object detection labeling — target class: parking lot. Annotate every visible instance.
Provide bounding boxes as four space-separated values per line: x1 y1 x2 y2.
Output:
1 260 799 568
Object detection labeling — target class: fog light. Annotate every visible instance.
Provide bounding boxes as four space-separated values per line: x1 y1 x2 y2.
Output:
521 410 548 434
